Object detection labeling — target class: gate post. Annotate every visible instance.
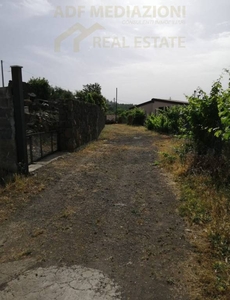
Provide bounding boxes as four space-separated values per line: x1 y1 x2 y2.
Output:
11 65 28 175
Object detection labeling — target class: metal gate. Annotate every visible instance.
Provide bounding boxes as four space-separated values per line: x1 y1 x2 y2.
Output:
27 131 58 164
11 66 60 172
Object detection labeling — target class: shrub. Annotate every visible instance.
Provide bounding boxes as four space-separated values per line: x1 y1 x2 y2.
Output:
126 108 146 126
146 70 230 157
145 105 187 134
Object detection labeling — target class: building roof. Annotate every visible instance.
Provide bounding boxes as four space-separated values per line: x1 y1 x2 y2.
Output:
133 98 188 108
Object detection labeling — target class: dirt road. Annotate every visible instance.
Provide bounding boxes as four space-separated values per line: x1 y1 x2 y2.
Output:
0 125 191 299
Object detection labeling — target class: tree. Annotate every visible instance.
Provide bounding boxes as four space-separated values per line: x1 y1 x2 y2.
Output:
50 86 74 100
75 83 107 112
106 100 133 115
82 83 101 95
28 77 51 100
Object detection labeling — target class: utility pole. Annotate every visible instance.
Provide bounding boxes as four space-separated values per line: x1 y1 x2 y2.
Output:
1 60 4 88
113 97 115 121
115 88 118 123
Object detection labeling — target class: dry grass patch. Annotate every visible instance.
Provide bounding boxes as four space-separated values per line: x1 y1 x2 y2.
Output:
0 174 47 223
100 124 149 139
154 133 230 300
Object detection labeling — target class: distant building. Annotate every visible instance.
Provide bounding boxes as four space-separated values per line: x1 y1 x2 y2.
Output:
131 98 188 115
106 114 116 124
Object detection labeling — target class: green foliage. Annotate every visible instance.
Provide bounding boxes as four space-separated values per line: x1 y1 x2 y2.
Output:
85 93 95 104
160 152 177 164
28 78 107 112
145 105 187 134
186 82 223 155
179 179 212 224
28 78 75 100
75 83 107 112
126 108 146 126
146 70 230 156
28 77 51 100
90 92 107 112
106 100 133 115
153 90 230 298
75 90 86 102
209 232 230 258
50 86 74 100
214 70 230 141
82 83 101 95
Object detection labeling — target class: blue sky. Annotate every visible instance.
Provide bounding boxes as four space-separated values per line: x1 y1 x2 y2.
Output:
1 0 230 104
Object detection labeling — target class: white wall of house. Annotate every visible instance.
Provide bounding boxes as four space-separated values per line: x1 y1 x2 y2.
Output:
137 99 188 115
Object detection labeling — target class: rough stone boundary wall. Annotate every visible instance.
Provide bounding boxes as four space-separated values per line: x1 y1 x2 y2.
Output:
0 95 105 179
0 87 17 178
59 100 105 152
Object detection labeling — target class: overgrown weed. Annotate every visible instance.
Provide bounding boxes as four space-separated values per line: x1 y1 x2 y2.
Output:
155 134 230 299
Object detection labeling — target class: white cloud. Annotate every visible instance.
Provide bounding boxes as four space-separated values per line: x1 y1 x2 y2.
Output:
154 25 183 36
20 0 54 16
192 22 205 37
1 0 230 103
217 21 230 27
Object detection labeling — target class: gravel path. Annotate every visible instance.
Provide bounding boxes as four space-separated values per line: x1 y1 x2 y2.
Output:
0 125 191 299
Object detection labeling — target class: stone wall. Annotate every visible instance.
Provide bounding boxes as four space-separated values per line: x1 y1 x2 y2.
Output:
0 93 105 180
0 87 17 179
59 100 105 152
